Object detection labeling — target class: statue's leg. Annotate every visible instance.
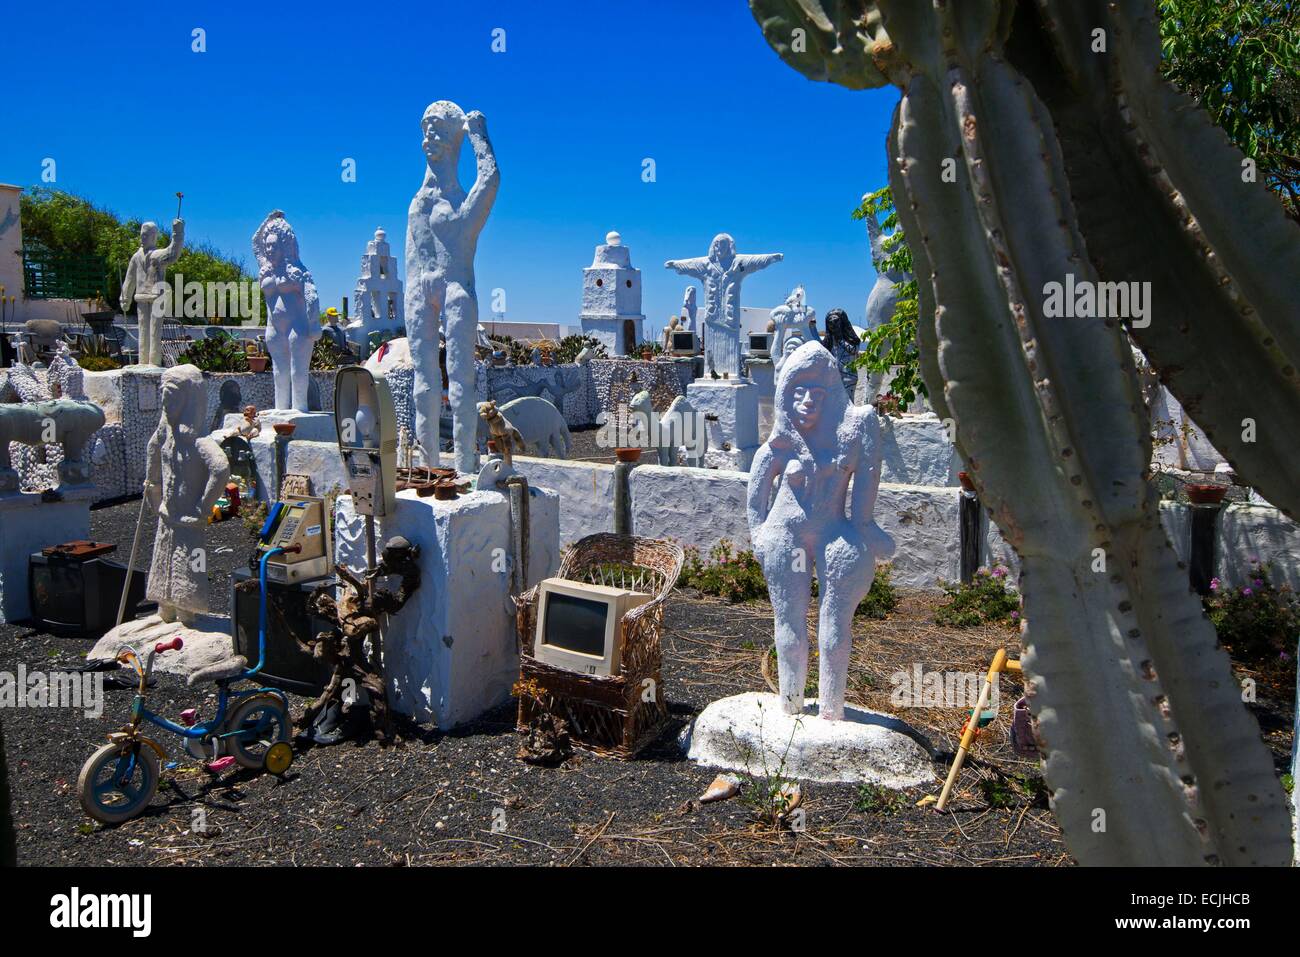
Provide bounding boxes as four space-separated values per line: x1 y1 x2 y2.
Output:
816 532 875 721
138 305 153 366
761 534 812 715
288 329 314 412
407 275 447 460
265 324 291 410
444 283 479 476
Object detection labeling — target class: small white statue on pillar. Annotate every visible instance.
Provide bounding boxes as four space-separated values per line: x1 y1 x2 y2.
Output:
405 101 500 476
746 341 894 720
144 365 230 625
666 234 782 378
253 211 321 411
120 218 185 367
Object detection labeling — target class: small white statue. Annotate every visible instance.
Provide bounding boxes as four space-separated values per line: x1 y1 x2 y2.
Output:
144 365 230 625
120 219 185 367
665 234 782 377
406 101 500 476
480 396 571 458
252 211 320 411
629 389 706 467
662 316 680 352
770 285 812 373
746 341 894 720
680 286 698 331
47 340 86 400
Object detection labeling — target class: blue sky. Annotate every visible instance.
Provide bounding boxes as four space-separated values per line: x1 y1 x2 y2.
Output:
0 0 900 337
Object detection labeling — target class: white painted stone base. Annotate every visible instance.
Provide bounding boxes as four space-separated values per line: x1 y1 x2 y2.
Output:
689 379 759 471
0 489 94 623
683 691 935 787
89 613 235 678
334 485 560 729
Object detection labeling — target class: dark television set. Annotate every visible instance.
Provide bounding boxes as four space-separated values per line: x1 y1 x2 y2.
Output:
28 544 147 638
748 333 772 357
232 569 336 696
670 330 697 355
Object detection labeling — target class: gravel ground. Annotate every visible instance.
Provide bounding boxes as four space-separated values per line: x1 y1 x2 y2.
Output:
1 498 1288 867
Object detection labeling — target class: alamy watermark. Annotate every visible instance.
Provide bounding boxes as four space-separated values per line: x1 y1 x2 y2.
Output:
1042 273 1151 328
147 273 262 322
0 665 103 718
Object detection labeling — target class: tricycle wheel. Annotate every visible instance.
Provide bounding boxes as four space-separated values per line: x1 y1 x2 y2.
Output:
77 742 160 825
224 695 291 770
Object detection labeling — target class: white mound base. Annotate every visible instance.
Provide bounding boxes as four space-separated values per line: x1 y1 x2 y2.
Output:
89 614 235 678
683 692 935 787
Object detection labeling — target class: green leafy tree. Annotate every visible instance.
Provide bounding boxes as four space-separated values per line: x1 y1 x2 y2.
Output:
19 187 257 317
849 186 924 410
1158 0 1300 221
850 4 1299 407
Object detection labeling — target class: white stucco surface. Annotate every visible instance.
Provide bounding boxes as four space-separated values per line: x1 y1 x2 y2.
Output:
334 486 559 729
684 692 935 787
878 414 961 487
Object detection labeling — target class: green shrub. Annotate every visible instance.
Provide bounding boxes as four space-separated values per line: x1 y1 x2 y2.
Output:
76 355 120 372
935 566 1021 628
1204 560 1299 670
855 782 907 815
682 541 898 619
310 336 350 371
178 332 248 373
555 334 606 364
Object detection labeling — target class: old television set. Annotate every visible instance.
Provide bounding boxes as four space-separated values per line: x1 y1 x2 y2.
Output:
748 332 773 357
28 542 147 638
532 578 650 677
670 330 698 356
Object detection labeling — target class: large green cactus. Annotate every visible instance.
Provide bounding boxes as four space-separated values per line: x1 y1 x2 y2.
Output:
749 0 1297 865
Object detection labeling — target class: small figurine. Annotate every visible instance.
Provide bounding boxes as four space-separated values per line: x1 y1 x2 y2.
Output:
225 403 262 441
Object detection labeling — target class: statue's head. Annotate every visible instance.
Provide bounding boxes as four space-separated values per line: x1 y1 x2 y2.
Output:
422 101 467 165
160 364 205 435
709 233 736 265
771 340 849 449
256 213 302 275
139 221 159 249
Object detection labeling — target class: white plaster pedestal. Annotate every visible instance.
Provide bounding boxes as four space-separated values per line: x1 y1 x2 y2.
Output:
334 486 560 729
744 358 775 442
0 487 95 623
687 379 759 471
683 691 935 787
215 410 338 501
89 614 235 677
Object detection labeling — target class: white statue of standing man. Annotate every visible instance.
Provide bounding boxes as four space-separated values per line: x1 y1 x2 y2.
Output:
120 218 185 367
665 234 781 377
252 211 320 411
145 365 230 625
405 101 500 475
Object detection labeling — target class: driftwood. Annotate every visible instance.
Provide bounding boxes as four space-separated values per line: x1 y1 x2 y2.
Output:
299 536 421 744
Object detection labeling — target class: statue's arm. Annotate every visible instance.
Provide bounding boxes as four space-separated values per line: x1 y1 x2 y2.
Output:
665 257 709 279
196 440 231 518
119 254 137 311
143 427 163 507
158 219 185 266
746 444 781 534
462 112 500 231
738 252 783 273
850 412 882 523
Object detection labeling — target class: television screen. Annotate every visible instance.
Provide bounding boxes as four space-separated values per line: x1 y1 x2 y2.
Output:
749 334 771 352
672 331 695 350
542 592 609 657
29 559 84 629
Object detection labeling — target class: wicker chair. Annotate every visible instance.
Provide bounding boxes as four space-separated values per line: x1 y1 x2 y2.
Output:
516 533 684 758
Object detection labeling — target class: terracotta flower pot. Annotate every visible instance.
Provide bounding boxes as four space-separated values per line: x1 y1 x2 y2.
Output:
615 447 642 463
1185 483 1227 506
433 482 458 501
247 356 269 373
272 423 296 437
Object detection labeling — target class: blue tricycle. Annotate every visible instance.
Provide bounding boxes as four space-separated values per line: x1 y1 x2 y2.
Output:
78 550 295 825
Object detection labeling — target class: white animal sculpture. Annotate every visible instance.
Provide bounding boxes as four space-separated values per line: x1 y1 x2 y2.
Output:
629 389 706 467
479 396 571 459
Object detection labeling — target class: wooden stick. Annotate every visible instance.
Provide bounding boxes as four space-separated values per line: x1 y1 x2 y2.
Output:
935 647 1007 812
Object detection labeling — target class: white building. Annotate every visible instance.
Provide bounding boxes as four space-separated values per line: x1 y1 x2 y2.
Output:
578 231 645 356
347 227 404 353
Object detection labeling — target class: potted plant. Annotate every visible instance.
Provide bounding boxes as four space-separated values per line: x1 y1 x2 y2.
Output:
246 341 269 373
615 447 642 463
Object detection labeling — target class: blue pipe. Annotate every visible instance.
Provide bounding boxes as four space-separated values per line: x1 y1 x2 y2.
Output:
251 547 285 677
